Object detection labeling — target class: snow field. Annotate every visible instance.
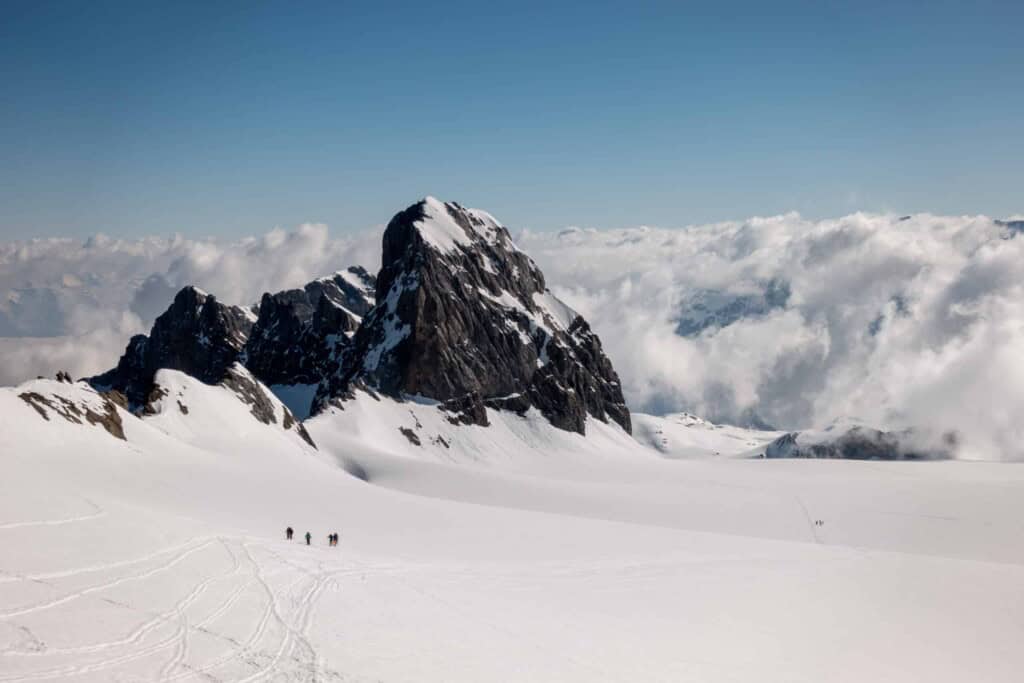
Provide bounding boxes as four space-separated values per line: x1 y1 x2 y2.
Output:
2 375 1024 681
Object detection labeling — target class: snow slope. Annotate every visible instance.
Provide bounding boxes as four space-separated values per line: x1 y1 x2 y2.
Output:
632 411 781 458
2 377 1024 682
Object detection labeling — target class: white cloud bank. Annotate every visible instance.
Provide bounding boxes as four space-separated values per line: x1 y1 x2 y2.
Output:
518 213 1024 459
3 212 1024 459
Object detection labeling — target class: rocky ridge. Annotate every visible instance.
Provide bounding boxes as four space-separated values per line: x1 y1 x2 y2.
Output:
242 267 376 387
90 197 630 438
90 286 256 407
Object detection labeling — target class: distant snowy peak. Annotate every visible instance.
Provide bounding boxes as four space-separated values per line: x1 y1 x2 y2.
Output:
90 285 256 406
317 198 631 435
675 279 791 337
763 422 956 460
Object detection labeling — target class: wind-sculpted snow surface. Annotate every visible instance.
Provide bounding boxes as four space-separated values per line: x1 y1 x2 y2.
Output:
318 197 631 435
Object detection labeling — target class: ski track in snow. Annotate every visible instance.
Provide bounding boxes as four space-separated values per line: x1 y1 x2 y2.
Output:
0 500 106 531
0 536 355 682
4 375 1024 681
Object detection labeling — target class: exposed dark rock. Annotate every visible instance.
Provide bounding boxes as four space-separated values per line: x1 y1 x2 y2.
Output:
19 388 126 440
398 426 421 446
315 197 630 435
483 393 532 415
440 392 490 426
103 390 129 411
220 365 278 425
241 267 377 410
243 289 320 386
90 286 254 407
142 385 168 416
305 266 377 319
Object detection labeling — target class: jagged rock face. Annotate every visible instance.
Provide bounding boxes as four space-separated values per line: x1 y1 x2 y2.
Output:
317 197 630 435
764 426 954 460
243 289 318 386
243 267 376 387
91 286 255 406
305 266 377 321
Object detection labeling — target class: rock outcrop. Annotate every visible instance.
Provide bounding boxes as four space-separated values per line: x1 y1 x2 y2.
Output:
90 286 256 407
16 373 130 441
242 267 375 387
316 197 630 435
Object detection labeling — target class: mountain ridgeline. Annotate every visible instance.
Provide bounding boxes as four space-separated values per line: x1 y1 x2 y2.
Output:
90 198 631 436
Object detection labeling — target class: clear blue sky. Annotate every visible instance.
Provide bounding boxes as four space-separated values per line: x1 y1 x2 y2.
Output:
2 1 1022 240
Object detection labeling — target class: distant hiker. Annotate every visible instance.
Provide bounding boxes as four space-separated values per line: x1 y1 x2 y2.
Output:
286 527 294 540
333 532 339 547
305 531 311 546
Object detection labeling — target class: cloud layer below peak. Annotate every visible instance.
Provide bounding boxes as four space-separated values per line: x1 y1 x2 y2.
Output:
3 211 1023 459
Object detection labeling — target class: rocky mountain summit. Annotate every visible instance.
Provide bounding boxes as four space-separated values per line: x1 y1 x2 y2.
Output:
91 286 256 407
90 198 630 437
316 197 630 435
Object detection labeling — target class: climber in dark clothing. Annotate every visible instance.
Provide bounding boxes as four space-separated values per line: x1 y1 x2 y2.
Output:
286 527 294 540
305 531 311 545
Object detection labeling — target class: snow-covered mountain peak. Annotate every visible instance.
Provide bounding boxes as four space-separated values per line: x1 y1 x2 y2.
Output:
415 196 510 253
316 198 630 435
86 197 628 437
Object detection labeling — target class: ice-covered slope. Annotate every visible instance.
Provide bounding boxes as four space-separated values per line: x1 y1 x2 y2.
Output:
4 374 1024 681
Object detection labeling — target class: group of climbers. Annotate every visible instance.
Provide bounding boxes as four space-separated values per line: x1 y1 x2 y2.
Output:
285 526 339 547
